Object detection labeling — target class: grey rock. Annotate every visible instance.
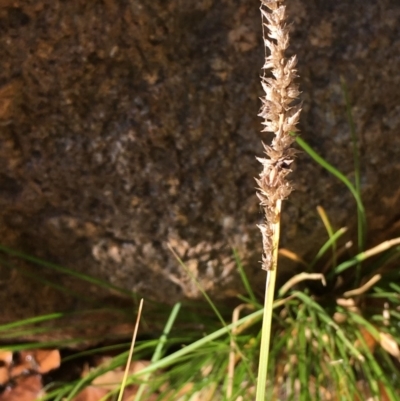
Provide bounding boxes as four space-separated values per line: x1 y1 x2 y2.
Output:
0 0 399 337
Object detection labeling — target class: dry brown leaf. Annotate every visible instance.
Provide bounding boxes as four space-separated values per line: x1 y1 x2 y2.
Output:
180 383 217 401
91 360 149 390
14 351 39 375
33 349 61 374
71 383 157 401
71 386 109 401
0 350 12 386
0 374 42 401
92 370 125 390
119 386 138 401
10 350 59 377
333 311 347 324
354 380 391 401
0 367 9 386
379 332 400 359
129 360 150 374
354 327 377 353
162 382 193 400
378 381 392 401
120 386 158 401
9 357 30 378
79 360 151 401
0 351 12 366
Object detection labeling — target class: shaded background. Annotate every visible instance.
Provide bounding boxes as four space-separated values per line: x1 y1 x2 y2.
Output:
0 0 399 332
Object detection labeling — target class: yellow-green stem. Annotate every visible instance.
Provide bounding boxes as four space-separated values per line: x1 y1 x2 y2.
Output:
256 200 282 401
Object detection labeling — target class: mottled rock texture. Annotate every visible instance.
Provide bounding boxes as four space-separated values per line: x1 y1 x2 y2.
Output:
0 0 400 331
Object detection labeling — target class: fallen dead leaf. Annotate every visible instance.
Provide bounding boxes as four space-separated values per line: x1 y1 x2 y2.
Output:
92 369 125 390
0 374 42 401
73 359 153 401
33 349 61 374
355 327 377 353
379 332 400 359
333 312 347 324
0 367 9 386
378 381 392 401
10 350 60 377
0 350 13 385
354 380 391 401
91 360 150 390
162 382 193 400
0 351 12 366
71 386 109 401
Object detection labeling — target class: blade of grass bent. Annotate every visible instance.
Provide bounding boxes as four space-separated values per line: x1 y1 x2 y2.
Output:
360 245 400 278
333 238 400 275
168 244 227 328
0 313 64 332
294 136 367 253
316 206 338 269
309 227 348 270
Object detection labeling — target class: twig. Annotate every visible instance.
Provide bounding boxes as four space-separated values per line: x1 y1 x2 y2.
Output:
279 272 326 296
227 304 254 399
117 298 144 401
343 274 381 298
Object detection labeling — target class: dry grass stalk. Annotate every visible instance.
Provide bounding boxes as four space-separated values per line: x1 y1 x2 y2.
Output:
256 0 301 271
256 1 301 399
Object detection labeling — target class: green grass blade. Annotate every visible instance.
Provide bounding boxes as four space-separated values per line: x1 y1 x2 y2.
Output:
134 303 181 401
233 248 258 306
361 246 400 278
61 343 132 363
168 245 228 329
333 241 400 276
137 309 262 375
0 257 96 303
294 292 364 362
256 270 277 401
0 245 133 297
151 303 181 363
340 77 360 196
354 330 398 401
0 313 64 332
340 77 364 269
309 227 347 270
334 329 359 399
101 309 264 401
297 310 309 400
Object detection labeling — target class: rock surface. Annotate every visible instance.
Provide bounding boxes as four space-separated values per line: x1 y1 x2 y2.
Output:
0 0 400 330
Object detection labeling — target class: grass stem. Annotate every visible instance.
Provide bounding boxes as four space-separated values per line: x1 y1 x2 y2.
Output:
256 200 281 401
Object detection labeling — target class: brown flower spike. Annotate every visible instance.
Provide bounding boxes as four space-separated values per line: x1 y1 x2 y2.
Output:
256 0 301 271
